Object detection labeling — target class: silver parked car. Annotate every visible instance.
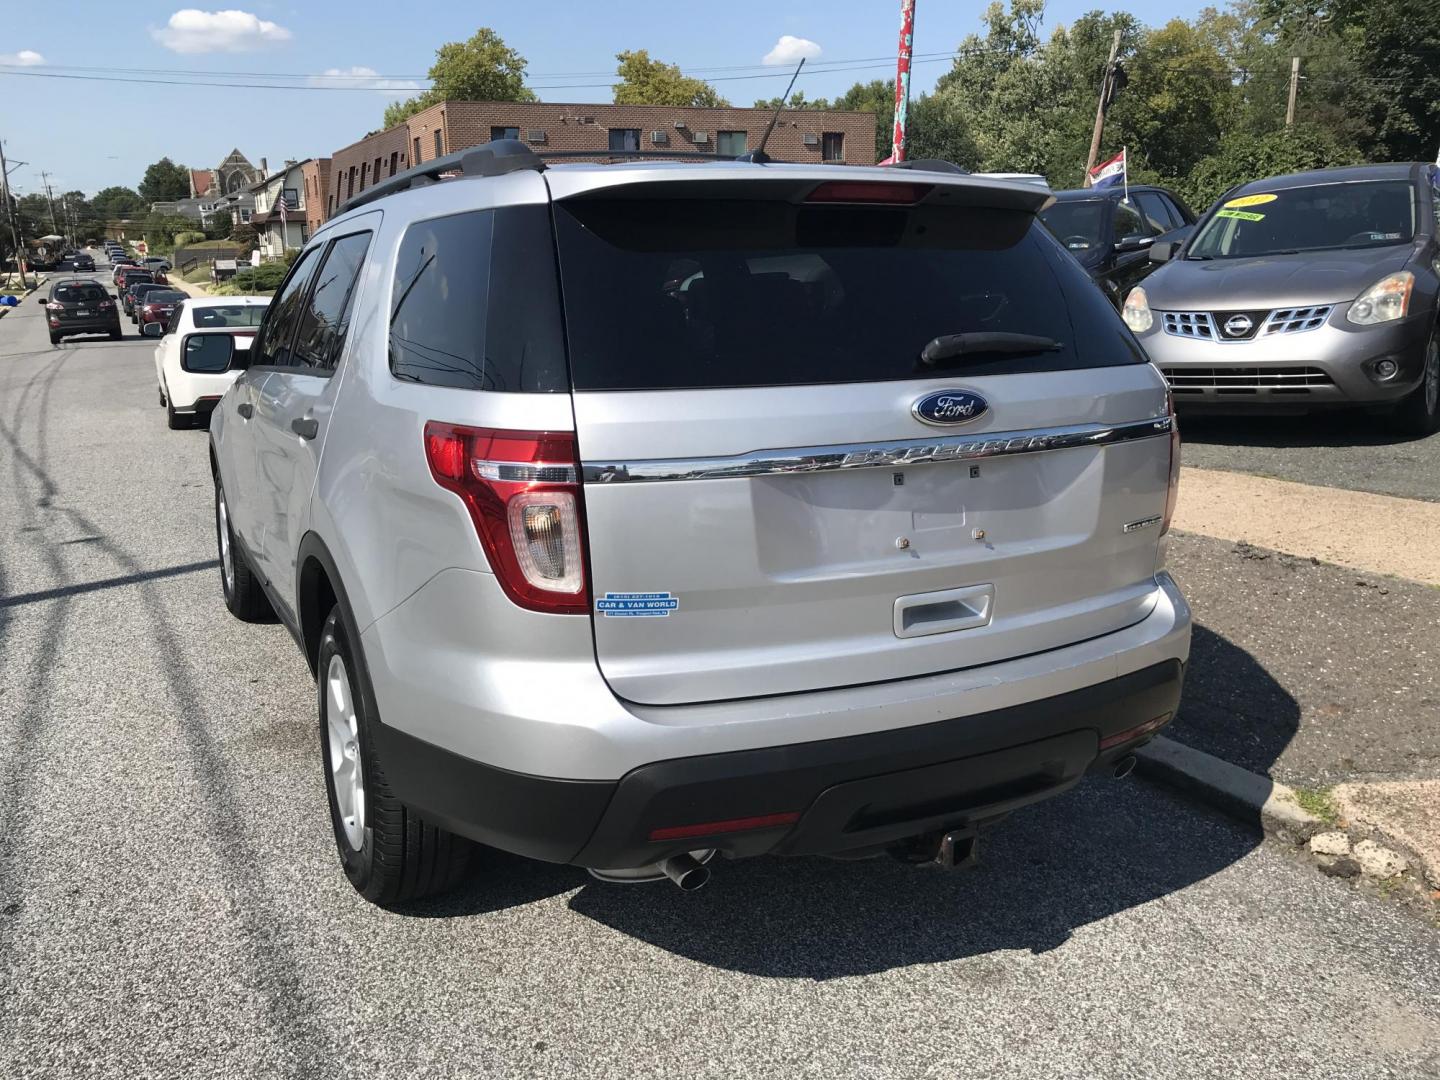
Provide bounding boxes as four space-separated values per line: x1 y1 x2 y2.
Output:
209 141 1190 905
1127 162 1440 434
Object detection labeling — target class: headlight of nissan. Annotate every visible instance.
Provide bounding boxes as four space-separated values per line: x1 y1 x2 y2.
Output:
1122 286 1153 332
1347 271 1414 325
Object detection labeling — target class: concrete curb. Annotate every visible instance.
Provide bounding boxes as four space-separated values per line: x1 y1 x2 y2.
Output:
1134 736 1325 844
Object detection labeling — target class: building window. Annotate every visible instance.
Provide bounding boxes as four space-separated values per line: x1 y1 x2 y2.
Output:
608 128 641 153
389 151 399 176
373 157 382 183
413 137 422 164
300 225 310 244
239 209 251 223
360 162 369 189
491 126 520 142
821 132 844 161
433 129 444 158
347 167 356 199
716 130 747 157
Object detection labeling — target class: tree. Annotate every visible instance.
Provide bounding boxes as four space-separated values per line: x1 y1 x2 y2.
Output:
138 158 190 203
752 91 832 110
91 186 144 220
613 50 728 107
206 209 233 241
1182 122 1361 208
383 27 535 128
230 223 258 252
835 80 896 162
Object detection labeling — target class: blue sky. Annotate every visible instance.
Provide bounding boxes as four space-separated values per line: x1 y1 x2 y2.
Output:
1 0 1204 197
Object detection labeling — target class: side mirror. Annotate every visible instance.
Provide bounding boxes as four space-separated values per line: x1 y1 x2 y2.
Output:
1114 234 1155 253
1149 241 1176 264
35 296 47 305
142 321 165 337
181 332 237 373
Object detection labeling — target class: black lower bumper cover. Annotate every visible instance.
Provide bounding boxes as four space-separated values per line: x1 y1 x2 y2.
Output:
374 659 1183 869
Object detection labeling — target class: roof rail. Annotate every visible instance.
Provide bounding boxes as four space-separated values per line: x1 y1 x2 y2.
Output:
881 159 970 175
336 139 544 216
535 149 725 163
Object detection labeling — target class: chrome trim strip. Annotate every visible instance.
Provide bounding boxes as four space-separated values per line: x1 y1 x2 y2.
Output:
583 416 1172 484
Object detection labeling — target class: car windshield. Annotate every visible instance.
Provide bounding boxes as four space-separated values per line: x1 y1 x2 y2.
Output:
1037 200 1107 252
1189 179 1415 259
146 290 184 304
53 283 106 303
192 304 267 327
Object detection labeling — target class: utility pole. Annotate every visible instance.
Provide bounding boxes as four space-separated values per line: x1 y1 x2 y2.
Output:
1083 29 1124 186
1285 56 1301 127
0 139 29 288
40 170 60 236
889 0 917 163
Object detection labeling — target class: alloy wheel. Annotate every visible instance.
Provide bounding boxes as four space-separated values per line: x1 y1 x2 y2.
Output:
326 654 366 852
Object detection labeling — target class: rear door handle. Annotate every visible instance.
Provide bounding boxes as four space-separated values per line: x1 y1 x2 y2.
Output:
291 416 319 440
236 402 253 419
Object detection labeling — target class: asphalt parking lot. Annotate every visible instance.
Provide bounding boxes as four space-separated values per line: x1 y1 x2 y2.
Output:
1181 411 1440 502
2 281 1439 1079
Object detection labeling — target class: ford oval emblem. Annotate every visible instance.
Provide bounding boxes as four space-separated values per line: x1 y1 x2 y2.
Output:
912 389 989 427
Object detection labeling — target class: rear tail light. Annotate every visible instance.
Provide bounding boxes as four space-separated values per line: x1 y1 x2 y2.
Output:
1160 394 1181 536
423 423 588 614
46 302 64 311
805 180 932 204
99 300 114 310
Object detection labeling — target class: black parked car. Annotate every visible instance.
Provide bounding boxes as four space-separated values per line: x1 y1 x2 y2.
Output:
1039 184 1196 306
124 280 164 319
37 278 121 345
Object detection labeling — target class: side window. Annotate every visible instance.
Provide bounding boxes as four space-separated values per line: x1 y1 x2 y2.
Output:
165 301 185 335
291 232 372 373
250 247 321 368
1134 192 1173 234
1112 200 1147 243
389 207 566 392
1162 194 1191 226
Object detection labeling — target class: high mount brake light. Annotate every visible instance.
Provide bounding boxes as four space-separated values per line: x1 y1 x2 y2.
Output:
805 180 932 205
424 422 588 615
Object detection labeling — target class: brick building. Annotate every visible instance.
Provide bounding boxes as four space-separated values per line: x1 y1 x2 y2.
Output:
301 157 332 236
327 100 875 219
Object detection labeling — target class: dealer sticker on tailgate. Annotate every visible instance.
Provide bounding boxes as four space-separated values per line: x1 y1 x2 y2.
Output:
596 592 680 617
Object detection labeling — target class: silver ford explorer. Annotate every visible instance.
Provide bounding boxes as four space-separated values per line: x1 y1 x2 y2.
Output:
208 140 1190 905
1127 162 1440 434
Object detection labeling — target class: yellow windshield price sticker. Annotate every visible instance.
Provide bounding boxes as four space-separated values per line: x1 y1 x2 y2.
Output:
1223 193 1278 208
1215 208 1265 222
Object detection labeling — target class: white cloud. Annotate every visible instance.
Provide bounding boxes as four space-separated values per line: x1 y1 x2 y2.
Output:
152 9 292 54
308 66 423 96
762 35 822 66
0 50 46 66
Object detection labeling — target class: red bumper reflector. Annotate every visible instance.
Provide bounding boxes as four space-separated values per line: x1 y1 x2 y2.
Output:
649 812 801 843
1099 713 1171 751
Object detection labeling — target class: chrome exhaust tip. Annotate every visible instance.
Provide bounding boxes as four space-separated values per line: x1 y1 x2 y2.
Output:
587 850 715 888
659 852 711 891
1113 754 1137 780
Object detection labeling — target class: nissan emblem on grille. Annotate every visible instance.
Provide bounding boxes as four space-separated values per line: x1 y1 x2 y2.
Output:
1223 314 1254 337
912 389 989 427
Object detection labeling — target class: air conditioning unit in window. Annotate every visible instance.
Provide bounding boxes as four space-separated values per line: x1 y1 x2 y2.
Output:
692 131 710 144
673 119 686 129
650 130 669 145
527 130 547 144
802 133 820 146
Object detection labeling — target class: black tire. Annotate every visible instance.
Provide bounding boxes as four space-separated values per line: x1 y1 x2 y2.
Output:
48 333 60 346
1390 329 1440 437
214 476 271 621
166 398 189 429
110 325 122 340
158 387 166 407
317 606 471 905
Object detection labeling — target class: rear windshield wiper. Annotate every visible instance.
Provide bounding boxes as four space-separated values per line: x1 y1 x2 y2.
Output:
919 332 1063 367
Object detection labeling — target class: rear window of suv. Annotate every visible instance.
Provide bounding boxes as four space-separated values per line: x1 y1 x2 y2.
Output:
53 283 107 303
552 197 1144 391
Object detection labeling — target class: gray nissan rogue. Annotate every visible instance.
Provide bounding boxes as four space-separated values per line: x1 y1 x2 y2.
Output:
209 141 1190 905
1129 162 1440 434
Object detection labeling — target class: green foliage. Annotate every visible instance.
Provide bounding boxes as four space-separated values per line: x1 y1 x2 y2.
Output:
384 27 534 128
91 186 144 220
613 50 728 107
172 231 206 248
230 260 289 292
229 223 258 252
138 158 190 203
205 210 233 241
1182 123 1362 208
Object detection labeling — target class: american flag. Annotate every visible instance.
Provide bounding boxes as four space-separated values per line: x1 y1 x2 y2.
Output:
274 191 288 215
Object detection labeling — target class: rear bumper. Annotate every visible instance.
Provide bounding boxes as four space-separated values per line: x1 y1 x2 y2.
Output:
374 657 1183 868
52 317 120 336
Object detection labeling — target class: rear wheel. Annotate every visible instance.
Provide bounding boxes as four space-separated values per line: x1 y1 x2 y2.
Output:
214 476 271 621
317 606 472 905
48 333 60 346
1391 329 1440 437
110 325 122 340
166 398 189 429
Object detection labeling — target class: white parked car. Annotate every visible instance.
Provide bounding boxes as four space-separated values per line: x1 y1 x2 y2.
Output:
151 296 270 429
